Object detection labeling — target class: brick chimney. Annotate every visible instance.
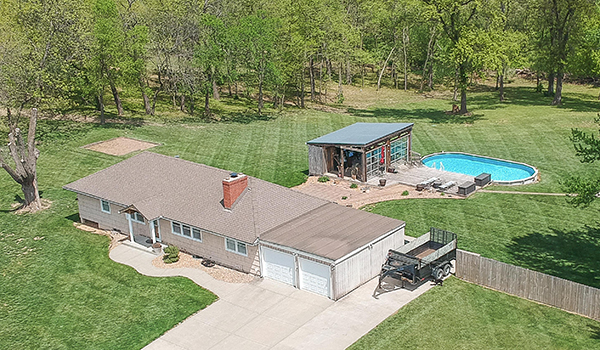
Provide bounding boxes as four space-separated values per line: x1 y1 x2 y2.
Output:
222 173 248 209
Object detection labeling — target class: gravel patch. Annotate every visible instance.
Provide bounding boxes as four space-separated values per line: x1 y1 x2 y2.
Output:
152 252 256 284
83 137 159 156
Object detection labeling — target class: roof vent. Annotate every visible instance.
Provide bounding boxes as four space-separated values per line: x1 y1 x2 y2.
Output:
230 172 238 178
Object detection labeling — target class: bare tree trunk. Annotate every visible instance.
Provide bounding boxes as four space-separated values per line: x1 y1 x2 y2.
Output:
361 64 365 88
452 69 458 101
421 27 436 91
109 83 124 116
392 62 397 89
204 89 210 116
495 73 499 90
377 47 395 91
402 26 409 91
212 79 220 100
499 74 505 101
258 71 264 115
459 65 468 114
428 67 433 89
553 71 563 105
0 109 42 211
346 55 352 85
180 94 185 112
499 64 506 101
98 92 105 125
300 69 305 108
547 72 555 95
337 63 343 103
319 58 323 102
309 56 316 102
140 77 152 115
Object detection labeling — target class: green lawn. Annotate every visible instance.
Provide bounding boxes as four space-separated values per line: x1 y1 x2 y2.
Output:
2 79 600 347
349 277 600 350
364 193 600 288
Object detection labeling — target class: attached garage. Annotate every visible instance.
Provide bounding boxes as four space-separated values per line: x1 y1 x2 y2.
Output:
261 246 296 286
260 202 405 300
299 257 331 297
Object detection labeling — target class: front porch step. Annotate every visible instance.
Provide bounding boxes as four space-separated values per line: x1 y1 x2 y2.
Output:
122 240 157 255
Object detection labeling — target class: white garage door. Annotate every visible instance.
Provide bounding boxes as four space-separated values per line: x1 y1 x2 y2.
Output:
299 258 330 297
262 247 295 286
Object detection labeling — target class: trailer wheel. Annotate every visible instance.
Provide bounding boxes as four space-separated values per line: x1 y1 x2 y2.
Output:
433 268 444 280
443 263 452 277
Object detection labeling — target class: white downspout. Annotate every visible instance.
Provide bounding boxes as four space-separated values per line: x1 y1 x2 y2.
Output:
126 213 134 243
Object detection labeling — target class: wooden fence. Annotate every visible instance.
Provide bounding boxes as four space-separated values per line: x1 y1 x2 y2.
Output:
456 249 600 321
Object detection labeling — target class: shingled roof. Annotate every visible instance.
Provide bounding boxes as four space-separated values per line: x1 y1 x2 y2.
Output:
64 152 405 258
63 152 328 243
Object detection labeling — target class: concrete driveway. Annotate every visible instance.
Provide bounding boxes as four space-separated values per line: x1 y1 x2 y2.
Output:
110 244 433 350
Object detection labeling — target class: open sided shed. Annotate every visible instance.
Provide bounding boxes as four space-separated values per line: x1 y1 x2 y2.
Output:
307 122 414 182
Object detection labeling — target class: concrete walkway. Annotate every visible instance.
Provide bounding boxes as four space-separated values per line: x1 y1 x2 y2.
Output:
109 244 433 350
479 190 568 196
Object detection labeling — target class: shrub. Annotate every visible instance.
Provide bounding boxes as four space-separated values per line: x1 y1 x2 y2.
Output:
163 245 180 264
402 190 409 196
318 176 330 183
341 196 348 200
350 183 358 189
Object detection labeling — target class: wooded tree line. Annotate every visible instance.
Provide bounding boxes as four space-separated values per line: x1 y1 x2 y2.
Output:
0 0 599 120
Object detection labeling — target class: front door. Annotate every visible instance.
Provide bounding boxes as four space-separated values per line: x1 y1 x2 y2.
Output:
153 220 161 242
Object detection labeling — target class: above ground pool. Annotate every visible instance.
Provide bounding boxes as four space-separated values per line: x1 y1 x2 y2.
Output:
422 152 537 185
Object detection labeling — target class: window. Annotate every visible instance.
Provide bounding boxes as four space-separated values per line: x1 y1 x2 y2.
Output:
100 200 111 214
171 221 202 242
225 238 247 256
172 222 182 234
130 212 145 224
390 136 408 164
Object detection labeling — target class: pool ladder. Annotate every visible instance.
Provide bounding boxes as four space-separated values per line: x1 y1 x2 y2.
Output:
432 161 445 171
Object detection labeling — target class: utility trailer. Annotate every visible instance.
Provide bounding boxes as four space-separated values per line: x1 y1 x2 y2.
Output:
378 228 457 289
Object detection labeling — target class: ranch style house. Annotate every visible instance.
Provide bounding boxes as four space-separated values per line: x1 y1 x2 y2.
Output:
64 152 406 300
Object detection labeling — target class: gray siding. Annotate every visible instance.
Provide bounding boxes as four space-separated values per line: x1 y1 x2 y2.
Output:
158 219 260 275
308 145 326 176
332 227 405 300
78 194 150 236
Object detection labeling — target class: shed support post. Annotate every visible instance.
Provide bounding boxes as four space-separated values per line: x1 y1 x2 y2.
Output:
361 150 367 182
126 213 134 243
340 148 344 178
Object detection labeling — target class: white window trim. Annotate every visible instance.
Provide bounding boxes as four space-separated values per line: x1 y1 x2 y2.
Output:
170 220 202 242
100 200 111 214
130 212 145 224
225 237 248 256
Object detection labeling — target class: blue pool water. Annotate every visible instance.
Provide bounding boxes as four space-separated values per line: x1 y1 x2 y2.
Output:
422 153 536 182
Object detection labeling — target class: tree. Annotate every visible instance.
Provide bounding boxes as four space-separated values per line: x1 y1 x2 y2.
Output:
562 117 600 207
88 0 128 122
423 0 482 114
0 109 42 211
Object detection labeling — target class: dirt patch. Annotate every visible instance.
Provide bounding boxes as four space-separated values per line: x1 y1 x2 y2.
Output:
13 198 52 214
152 252 256 284
83 137 159 156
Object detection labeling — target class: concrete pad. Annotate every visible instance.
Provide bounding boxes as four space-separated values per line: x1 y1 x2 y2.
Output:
195 300 259 332
262 296 326 326
287 289 335 308
253 278 297 296
144 338 188 350
234 314 299 348
222 285 287 314
161 322 229 350
209 334 267 350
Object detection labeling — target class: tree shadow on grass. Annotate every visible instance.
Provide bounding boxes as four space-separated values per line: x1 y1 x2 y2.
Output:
509 225 600 289
347 107 485 124
37 118 143 143
589 324 600 339
467 86 599 112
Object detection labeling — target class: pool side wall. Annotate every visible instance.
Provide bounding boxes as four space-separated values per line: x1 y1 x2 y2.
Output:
421 152 538 186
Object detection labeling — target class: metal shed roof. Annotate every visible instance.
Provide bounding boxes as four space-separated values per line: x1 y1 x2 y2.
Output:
307 122 413 146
